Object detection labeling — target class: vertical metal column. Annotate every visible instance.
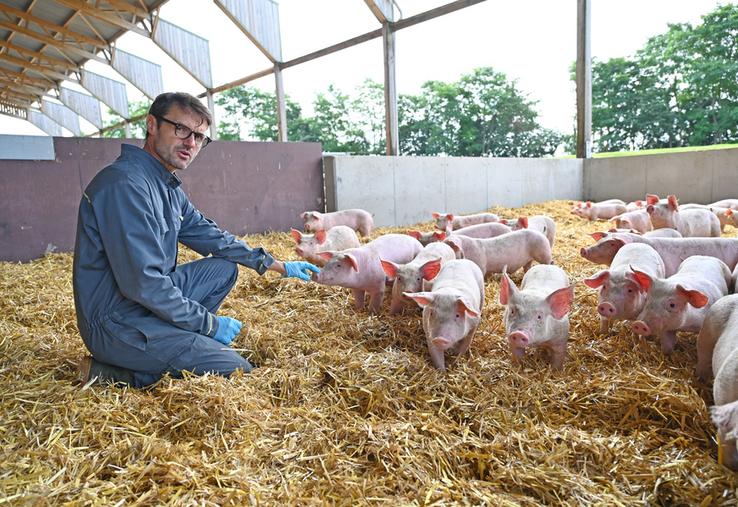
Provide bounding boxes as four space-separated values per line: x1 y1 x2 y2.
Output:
206 92 217 140
382 22 399 156
576 0 592 158
274 63 288 142
124 121 131 138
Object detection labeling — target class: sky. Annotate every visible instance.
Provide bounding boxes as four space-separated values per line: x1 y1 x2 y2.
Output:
0 0 726 137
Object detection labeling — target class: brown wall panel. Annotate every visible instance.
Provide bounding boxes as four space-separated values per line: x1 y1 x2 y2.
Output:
0 137 324 262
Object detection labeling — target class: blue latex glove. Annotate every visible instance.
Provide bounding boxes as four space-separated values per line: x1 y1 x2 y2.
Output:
213 316 243 346
283 261 320 281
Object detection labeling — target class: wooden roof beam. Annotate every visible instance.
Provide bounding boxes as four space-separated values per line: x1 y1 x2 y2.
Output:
0 4 107 48
0 40 78 70
0 20 108 64
0 52 73 81
50 0 150 37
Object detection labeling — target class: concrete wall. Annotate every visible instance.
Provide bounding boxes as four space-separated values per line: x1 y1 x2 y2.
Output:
0 137 324 262
583 147 738 203
0 134 55 160
324 155 583 227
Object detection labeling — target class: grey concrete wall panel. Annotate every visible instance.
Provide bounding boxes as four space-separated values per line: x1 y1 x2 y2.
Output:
26 109 62 136
709 148 738 202
0 134 55 160
81 70 129 119
326 156 583 228
324 155 397 227
493 158 583 207
445 157 487 215
0 137 323 262
584 148 738 204
365 0 395 22
153 18 213 88
216 0 282 61
395 157 445 227
112 48 164 100
41 100 81 136
60 87 103 129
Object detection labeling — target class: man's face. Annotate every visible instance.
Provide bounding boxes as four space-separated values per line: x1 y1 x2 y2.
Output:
145 104 209 172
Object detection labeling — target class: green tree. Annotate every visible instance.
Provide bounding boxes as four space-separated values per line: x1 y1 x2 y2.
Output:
215 86 307 141
400 68 562 157
588 4 738 152
101 99 149 138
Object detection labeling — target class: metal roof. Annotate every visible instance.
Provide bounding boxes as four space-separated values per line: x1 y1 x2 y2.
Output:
0 0 490 148
0 0 169 120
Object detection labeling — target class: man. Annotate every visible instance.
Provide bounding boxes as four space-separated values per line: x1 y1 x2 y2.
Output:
73 92 319 388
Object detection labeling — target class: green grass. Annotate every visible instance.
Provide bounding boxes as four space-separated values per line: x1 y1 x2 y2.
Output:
561 142 738 159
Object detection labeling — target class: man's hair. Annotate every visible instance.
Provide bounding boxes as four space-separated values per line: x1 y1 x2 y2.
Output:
146 92 212 139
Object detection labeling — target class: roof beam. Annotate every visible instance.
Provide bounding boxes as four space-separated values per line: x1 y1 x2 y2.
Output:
0 4 107 48
0 52 72 82
0 66 54 87
0 40 78 70
106 0 150 19
50 0 150 37
0 20 107 63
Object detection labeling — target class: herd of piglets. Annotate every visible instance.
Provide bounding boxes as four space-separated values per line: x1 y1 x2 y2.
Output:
574 193 738 470
297 193 738 469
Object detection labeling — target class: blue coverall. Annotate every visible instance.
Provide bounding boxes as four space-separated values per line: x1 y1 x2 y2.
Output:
73 144 274 387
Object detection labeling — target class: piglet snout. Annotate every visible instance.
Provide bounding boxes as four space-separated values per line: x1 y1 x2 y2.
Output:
597 302 616 318
508 330 530 348
631 320 651 336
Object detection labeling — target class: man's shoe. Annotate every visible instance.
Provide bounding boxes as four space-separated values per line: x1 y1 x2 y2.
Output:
77 355 95 385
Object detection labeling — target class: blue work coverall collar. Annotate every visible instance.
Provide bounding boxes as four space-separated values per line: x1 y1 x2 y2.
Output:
121 143 182 189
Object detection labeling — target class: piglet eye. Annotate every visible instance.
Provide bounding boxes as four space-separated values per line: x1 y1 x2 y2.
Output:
537 315 542 320
669 302 676 309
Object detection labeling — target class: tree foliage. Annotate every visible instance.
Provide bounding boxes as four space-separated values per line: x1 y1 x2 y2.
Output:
101 100 149 139
217 68 560 157
590 4 738 152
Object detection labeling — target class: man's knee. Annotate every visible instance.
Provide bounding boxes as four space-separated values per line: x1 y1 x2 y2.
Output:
208 257 238 283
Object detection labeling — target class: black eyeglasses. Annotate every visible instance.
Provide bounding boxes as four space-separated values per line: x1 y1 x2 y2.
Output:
154 115 212 147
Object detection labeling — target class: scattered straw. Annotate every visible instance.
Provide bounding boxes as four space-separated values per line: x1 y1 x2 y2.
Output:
1 200 737 505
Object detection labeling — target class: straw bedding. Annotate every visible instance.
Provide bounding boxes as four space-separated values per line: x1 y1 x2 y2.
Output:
1 199 737 505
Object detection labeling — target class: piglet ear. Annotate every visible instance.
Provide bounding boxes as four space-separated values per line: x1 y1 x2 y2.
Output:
420 258 442 281
300 211 308 220
727 208 734 216
583 270 610 288
586 201 592 208
498 268 518 305
445 237 462 255
407 230 422 241
667 194 679 210
433 231 447 241
629 266 653 292
646 204 655 215
456 298 479 318
344 253 359 272
517 216 528 229
546 286 574 319
432 212 441 219
446 213 454 221
318 251 335 261
635 200 642 207
290 228 302 244
380 259 398 279
591 231 607 241
676 284 709 308
646 194 660 205
403 291 434 308
315 230 327 244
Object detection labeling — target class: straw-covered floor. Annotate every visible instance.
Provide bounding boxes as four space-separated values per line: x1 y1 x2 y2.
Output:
2 199 737 505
